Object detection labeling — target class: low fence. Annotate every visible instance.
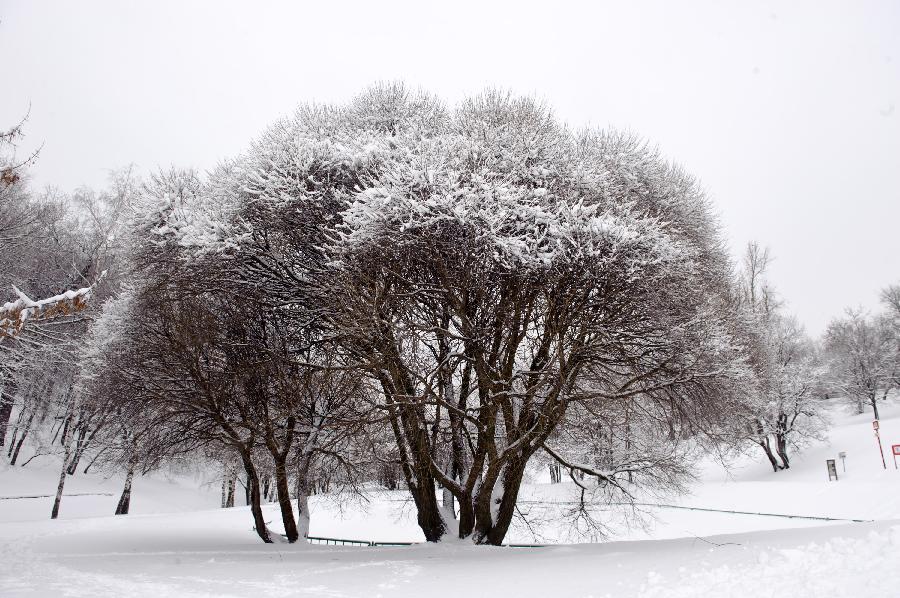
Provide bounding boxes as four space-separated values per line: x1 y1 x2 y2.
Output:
627 502 873 523
0 492 113 500
305 535 415 547
516 500 874 524
304 535 545 548
301 501 872 547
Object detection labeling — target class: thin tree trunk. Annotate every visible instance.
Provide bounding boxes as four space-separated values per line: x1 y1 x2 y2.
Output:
262 477 271 503
9 411 33 465
0 372 16 448
549 462 561 484
225 468 236 508
115 461 136 515
82 446 110 474
51 415 74 519
624 407 633 484
221 463 229 508
58 411 73 447
221 460 236 508
67 425 89 475
6 416 21 457
239 451 271 543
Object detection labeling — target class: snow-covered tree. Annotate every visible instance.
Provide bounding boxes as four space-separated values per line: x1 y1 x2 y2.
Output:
881 284 900 389
181 84 753 544
118 167 372 542
736 242 828 471
757 315 827 470
825 308 897 420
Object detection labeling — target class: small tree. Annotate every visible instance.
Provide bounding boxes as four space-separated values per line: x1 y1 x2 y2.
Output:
735 242 828 471
825 309 896 420
761 316 827 470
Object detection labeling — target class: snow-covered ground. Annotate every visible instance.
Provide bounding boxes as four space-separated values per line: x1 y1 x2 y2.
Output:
2 399 900 597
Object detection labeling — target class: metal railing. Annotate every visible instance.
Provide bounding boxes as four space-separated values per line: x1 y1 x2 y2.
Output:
303 535 544 547
516 500 874 523
305 535 415 547
292 499 874 548
0 492 114 500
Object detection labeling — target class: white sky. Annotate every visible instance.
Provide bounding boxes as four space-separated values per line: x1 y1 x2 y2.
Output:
1 0 898 334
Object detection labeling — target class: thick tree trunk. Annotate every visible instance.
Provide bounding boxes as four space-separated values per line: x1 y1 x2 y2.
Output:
442 485 455 519
295 447 316 540
273 458 299 543
115 461 136 515
774 434 790 470
487 463 527 545
411 481 444 541
471 459 527 545
295 470 312 541
871 395 880 421
239 451 272 543
758 437 782 472
457 493 475 538
380 368 445 542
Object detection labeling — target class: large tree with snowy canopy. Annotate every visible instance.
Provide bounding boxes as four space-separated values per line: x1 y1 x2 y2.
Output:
160 84 752 545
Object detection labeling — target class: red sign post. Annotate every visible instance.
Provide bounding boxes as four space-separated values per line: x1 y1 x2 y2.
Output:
892 445 900 470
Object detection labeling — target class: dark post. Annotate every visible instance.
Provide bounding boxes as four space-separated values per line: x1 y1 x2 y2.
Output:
826 459 838 481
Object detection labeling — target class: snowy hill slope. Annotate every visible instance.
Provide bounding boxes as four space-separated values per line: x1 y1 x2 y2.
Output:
1 512 898 598
2 398 900 596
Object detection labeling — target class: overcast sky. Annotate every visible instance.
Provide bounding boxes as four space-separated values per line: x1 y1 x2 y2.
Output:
1 0 898 334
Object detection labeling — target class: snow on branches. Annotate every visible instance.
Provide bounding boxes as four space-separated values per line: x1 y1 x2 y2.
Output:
0 275 104 339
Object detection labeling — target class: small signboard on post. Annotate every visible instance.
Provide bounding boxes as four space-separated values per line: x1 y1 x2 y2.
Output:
874 421 887 469
892 445 900 470
838 451 847 473
826 459 839 481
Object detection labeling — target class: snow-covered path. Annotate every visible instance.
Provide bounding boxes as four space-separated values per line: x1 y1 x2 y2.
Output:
1 508 898 597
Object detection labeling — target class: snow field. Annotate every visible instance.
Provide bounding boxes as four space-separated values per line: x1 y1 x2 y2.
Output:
2 399 900 596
